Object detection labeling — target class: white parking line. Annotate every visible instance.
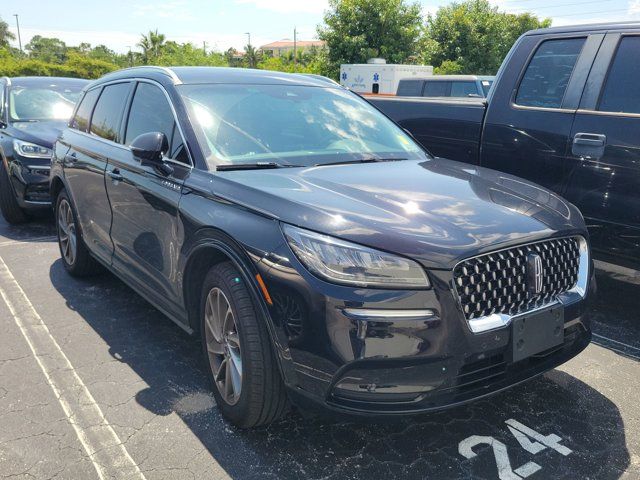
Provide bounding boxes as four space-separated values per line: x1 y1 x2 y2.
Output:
0 236 57 247
0 255 147 480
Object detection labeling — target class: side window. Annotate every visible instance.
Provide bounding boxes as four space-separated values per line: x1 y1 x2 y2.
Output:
125 82 189 163
90 83 131 142
423 81 450 97
598 36 640 114
450 81 480 97
397 80 423 96
71 88 100 132
515 38 585 109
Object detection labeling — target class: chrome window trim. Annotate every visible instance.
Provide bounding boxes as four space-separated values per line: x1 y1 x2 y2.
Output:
454 235 589 334
70 77 194 168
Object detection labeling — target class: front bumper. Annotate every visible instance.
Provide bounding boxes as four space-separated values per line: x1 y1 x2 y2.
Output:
258 244 594 416
8 158 52 208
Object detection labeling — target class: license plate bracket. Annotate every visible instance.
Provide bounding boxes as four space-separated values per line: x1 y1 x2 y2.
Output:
511 305 564 362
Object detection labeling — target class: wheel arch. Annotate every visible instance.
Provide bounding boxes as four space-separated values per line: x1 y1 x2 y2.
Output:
181 229 296 386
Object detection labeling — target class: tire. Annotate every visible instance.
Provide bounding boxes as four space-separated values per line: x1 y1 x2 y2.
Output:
0 163 29 224
55 189 101 277
200 261 289 428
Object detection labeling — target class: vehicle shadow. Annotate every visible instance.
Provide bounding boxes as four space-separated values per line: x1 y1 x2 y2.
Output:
0 214 56 243
48 259 631 480
591 267 640 360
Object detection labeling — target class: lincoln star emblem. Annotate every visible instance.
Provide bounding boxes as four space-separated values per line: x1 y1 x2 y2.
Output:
526 253 543 295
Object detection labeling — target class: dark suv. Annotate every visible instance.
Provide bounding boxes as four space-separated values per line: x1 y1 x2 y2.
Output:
0 76 88 223
51 67 594 428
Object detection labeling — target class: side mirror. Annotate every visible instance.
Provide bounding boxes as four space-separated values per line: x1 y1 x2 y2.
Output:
130 132 173 175
130 131 168 165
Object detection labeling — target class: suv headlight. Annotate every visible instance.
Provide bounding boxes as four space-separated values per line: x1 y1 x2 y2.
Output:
13 140 53 159
283 224 430 288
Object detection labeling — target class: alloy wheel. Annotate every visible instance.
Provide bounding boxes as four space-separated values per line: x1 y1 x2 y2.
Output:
204 287 243 405
57 199 77 266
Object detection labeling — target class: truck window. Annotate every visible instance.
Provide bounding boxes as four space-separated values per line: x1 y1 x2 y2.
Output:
598 36 640 115
450 81 479 97
515 38 585 109
423 81 450 97
397 80 424 96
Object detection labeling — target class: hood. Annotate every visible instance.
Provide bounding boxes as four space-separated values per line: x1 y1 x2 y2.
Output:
213 158 586 269
8 120 68 148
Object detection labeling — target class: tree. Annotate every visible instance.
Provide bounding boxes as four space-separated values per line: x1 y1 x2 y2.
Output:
318 0 423 78
243 44 260 69
26 36 68 64
423 0 551 74
0 16 15 48
138 29 166 64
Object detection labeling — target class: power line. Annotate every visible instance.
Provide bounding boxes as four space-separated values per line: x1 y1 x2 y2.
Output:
552 7 630 17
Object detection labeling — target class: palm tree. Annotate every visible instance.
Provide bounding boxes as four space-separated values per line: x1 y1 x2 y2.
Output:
0 17 16 49
137 29 166 64
244 44 260 69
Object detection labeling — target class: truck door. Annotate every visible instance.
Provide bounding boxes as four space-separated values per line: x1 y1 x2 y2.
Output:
480 33 603 192
565 33 640 267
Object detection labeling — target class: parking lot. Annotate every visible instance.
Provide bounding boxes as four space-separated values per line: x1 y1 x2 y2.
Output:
0 215 638 480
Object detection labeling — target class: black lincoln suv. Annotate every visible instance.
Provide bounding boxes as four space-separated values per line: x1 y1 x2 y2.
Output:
0 76 88 223
51 67 594 428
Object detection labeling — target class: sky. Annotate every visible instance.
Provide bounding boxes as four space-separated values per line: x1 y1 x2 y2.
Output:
4 0 640 54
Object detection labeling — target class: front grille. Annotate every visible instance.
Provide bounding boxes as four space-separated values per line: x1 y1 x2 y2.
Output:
454 237 580 320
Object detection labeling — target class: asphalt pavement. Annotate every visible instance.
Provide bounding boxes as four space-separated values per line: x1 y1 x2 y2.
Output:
0 215 638 480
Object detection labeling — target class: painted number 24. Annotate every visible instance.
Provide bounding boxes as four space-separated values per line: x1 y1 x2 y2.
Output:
458 419 573 480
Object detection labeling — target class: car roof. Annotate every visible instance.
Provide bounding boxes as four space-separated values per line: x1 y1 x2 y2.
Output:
526 21 640 36
4 76 89 88
93 66 339 88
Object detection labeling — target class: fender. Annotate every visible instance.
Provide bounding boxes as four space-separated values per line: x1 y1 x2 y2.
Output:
182 227 298 388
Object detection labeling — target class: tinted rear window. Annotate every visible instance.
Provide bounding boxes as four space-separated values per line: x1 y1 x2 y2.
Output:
515 38 585 109
397 80 424 96
598 36 640 114
71 88 100 132
90 83 130 142
450 81 479 97
423 81 450 97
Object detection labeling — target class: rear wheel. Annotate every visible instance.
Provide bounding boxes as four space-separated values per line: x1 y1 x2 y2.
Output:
55 189 101 277
0 163 29 224
200 261 289 428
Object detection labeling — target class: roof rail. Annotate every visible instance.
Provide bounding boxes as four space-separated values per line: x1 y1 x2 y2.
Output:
106 66 182 84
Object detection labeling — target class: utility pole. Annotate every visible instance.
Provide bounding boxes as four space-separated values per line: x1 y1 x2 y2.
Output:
203 41 207 55
13 14 22 54
245 32 251 47
293 27 297 72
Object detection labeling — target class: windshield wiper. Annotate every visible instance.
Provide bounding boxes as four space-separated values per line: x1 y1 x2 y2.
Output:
316 157 408 167
216 162 296 171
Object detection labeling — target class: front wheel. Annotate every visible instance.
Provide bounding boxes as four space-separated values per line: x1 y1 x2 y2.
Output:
200 261 289 428
55 189 101 277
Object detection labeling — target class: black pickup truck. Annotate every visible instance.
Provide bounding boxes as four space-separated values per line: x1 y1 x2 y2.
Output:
370 22 640 269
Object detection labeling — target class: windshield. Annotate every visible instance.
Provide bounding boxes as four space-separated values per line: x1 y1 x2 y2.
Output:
9 84 83 122
178 84 428 168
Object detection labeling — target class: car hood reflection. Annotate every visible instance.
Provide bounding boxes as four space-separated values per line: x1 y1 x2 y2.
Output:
214 158 585 269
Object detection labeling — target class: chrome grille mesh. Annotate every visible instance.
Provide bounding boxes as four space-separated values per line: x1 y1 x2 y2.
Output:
453 238 580 320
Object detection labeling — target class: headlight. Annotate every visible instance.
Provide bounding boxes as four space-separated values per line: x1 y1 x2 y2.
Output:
13 140 53 159
283 224 430 288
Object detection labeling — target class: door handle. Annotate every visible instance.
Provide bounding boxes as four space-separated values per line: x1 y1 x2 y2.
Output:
108 169 123 182
64 152 77 163
572 133 606 159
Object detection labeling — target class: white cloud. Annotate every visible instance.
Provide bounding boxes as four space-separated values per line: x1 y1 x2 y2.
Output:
629 0 640 16
234 0 328 14
133 0 195 21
